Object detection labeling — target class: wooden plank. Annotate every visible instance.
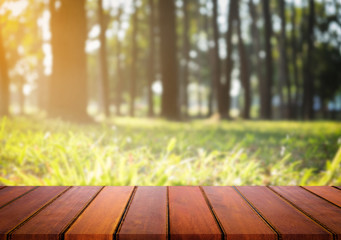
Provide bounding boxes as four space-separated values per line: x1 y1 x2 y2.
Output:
0 186 5 190
236 186 331 240
169 186 222 240
11 186 102 240
270 186 341 239
303 186 341 207
0 186 36 208
0 186 68 240
65 186 134 240
202 186 276 240
335 186 341 190
118 186 167 240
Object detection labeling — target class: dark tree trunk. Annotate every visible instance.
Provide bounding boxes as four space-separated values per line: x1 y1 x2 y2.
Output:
98 0 110 117
278 0 291 119
322 100 328 119
212 0 229 118
236 1 251 119
182 0 190 117
49 0 89 122
195 2 205 117
208 48 215 117
115 7 123 116
297 4 308 119
224 0 238 119
206 2 215 117
0 22 9 116
249 0 263 119
159 0 180 119
303 0 315 120
290 1 299 119
147 0 155 117
261 0 273 119
130 2 138 117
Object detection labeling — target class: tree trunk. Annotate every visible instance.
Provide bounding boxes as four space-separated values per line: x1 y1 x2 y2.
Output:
290 1 299 119
236 1 251 119
98 0 110 117
130 2 138 117
0 22 9 117
147 0 155 117
115 7 123 116
278 0 291 119
49 0 89 122
261 0 273 119
182 0 190 117
212 0 229 118
249 0 263 119
159 0 180 119
302 0 315 120
203 2 215 117
224 0 237 119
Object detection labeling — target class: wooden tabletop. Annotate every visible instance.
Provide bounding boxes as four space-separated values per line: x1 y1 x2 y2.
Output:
0 186 340 240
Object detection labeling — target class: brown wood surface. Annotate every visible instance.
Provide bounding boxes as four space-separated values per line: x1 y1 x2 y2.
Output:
0 186 36 208
270 186 341 239
236 186 331 240
203 186 276 240
1 186 340 240
336 186 341 190
0 186 5 190
118 186 167 240
65 186 134 240
303 186 341 207
11 186 102 240
169 186 222 240
0 186 68 240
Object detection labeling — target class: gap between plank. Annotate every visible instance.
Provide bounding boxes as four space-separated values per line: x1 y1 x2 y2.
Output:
114 186 137 240
300 186 341 209
199 186 225 240
267 186 336 240
7 186 72 240
60 186 105 240
232 186 281 240
0 186 39 210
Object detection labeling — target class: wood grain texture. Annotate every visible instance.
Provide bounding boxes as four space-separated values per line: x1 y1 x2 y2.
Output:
336 186 341 190
0 186 68 240
236 186 331 240
118 186 167 240
11 186 102 240
270 186 341 239
203 186 276 240
0 186 36 208
0 187 5 190
169 186 222 240
65 186 134 240
303 186 341 207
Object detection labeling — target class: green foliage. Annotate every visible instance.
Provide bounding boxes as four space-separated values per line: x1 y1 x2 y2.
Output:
0 117 340 186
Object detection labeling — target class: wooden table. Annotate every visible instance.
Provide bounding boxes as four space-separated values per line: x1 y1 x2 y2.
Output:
0 186 340 240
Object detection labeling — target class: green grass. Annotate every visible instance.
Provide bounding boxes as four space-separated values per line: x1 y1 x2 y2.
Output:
0 117 340 185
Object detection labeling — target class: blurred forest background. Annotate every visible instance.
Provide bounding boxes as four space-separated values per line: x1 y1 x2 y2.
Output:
0 0 341 121
0 0 341 186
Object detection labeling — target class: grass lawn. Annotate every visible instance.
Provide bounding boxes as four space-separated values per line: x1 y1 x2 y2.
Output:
0 117 340 185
